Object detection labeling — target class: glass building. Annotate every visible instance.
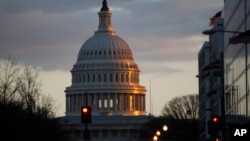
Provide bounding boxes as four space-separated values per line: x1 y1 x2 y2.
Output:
224 0 250 118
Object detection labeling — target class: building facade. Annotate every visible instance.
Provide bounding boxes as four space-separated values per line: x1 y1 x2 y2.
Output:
224 0 250 119
198 41 210 141
199 1 250 141
198 18 224 141
61 1 150 141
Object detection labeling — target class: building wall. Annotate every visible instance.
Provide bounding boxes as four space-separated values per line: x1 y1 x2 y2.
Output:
59 115 150 141
198 18 224 141
223 0 250 117
198 41 210 141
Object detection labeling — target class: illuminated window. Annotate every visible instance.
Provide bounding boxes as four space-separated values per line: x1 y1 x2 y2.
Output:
98 99 102 108
110 99 113 108
130 95 133 111
110 74 113 82
104 99 107 108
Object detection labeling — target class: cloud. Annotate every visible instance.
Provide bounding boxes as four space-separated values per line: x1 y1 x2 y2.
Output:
0 0 98 13
0 0 222 71
0 0 222 116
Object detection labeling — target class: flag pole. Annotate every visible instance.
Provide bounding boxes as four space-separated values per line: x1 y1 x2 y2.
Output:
149 79 152 118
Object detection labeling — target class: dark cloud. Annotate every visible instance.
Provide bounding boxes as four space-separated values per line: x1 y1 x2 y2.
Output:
0 0 96 13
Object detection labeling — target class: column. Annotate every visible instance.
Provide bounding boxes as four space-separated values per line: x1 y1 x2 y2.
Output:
75 95 77 112
119 94 123 112
87 93 90 106
70 95 72 112
66 95 69 113
143 95 146 111
133 94 135 111
107 93 110 110
135 94 138 111
94 93 97 111
101 93 104 111
114 93 117 112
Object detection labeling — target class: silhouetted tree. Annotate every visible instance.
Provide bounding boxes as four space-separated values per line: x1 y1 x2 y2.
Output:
161 94 199 120
161 94 199 141
0 101 68 141
0 56 67 141
0 55 20 103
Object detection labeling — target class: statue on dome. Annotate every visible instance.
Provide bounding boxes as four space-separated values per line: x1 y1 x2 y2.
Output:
101 0 109 11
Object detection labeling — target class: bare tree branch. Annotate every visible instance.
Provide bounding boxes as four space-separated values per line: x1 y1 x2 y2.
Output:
0 55 20 103
0 56 57 118
161 94 199 120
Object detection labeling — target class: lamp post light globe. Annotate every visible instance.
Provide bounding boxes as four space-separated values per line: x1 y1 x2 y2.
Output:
163 125 168 131
156 130 161 136
153 135 158 141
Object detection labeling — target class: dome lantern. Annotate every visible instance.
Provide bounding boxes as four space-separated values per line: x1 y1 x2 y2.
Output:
96 0 115 35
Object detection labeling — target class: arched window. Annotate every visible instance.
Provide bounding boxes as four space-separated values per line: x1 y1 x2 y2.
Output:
121 73 124 82
104 74 107 82
116 73 119 82
98 99 102 108
126 74 129 83
98 74 101 82
104 99 107 108
92 74 95 82
110 99 113 108
110 74 113 82
88 74 90 82
79 74 81 83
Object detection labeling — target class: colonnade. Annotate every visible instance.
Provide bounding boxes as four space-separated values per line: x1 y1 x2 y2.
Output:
66 93 146 115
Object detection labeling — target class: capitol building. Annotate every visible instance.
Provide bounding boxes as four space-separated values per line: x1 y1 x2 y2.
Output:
60 1 150 141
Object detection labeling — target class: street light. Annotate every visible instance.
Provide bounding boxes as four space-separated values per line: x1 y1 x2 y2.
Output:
163 125 168 131
156 130 161 136
153 135 158 141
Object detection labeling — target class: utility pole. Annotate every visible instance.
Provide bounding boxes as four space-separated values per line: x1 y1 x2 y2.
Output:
81 92 91 141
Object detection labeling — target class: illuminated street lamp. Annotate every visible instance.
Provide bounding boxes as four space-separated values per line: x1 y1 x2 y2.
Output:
156 130 161 136
163 125 168 131
153 135 158 141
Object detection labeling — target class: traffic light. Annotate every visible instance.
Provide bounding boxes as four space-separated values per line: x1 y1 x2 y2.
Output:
207 116 222 135
211 116 222 130
81 106 91 123
214 135 220 141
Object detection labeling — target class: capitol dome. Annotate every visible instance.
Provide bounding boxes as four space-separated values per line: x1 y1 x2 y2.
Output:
77 34 134 62
65 0 146 116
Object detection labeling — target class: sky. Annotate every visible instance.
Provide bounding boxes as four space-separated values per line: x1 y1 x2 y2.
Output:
0 0 223 117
